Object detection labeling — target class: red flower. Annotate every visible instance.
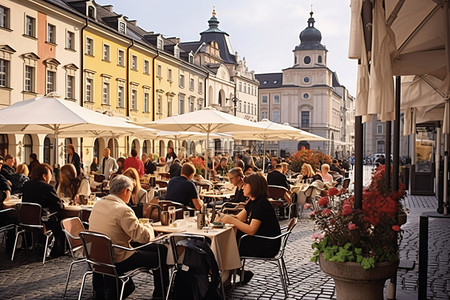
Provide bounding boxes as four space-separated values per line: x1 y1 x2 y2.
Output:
304 203 312 210
342 204 353 216
328 187 339 196
321 208 331 216
318 197 329 207
392 225 400 232
309 210 317 217
348 223 356 230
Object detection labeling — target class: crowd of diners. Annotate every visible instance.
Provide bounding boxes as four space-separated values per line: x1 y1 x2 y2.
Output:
0 145 353 299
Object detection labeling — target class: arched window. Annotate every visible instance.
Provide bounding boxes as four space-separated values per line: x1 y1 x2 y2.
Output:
0 134 8 157
143 140 148 154
64 138 72 162
159 140 165 158
218 92 223 106
94 139 100 160
44 137 51 164
107 138 118 158
23 135 33 164
318 55 322 63
190 141 195 155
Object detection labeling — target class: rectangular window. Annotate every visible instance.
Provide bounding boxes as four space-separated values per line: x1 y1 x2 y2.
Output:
261 95 268 103
301 111 310 127
144 92 149 112
118 21 126 34
377 124 383 134
243 101 247 113
144 60 149 74
131 90 137 110
239 82 242 92
189 98 194 112
179 73 185 88
86 37 94 55
157 65 162 77
47 24 56 43
198 81 203 94
0 59 9 87
131 55 137 70
179 94 185 114
273 95 280 103
66 75 74 99
46 71 55 94
273 110 280 122
67 31 75 50
25 16 35 37
189 78 194 91
117 50 124 66
24 66 34 92
102 82 110 105
168 69 172 81
157 95 162 114
103 44 110 61
0 6 9 29
167 99 172 116
85 78 93 102
261 111 268 119
117 86 124 107
197 99 202 110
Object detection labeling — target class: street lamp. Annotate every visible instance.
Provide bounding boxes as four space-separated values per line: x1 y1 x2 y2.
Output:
227 93 239 116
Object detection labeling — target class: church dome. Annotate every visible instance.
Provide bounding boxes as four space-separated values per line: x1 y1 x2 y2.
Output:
295 11 327 51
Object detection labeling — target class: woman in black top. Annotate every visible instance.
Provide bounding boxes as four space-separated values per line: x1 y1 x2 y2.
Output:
220 172 281 258
228 167 247 203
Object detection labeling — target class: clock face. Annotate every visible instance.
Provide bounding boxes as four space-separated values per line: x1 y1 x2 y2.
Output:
304 56 311 64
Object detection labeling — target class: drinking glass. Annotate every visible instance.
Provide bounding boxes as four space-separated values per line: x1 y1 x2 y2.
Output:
183 211 190 220
168 206 176 225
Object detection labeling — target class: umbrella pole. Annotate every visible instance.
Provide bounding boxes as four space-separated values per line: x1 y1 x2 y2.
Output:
444 133 449 215
53 131 59 169
262 141 266 172
205 131 210 180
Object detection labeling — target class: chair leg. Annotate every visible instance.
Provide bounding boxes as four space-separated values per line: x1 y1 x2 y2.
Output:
240 259 246 286
43 232 53 264
165 269 177 300
11 229 24 261
78 271 92 300
158 265 166 300
281 257 290 285
119 278 128 300
63 260 86 298
276 260 288 297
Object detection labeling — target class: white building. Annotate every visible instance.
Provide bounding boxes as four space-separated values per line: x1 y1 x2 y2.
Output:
255 12 354 158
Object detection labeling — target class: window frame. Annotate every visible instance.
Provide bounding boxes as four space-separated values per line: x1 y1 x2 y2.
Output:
301 111 310 128
86 37 94 56
66 75 75 99
0 58 9 88
117 85 124 108
131 55 137 71
102 81 110 105
102 43 110 62
46 70 56 94
117 49 124 66
47 23 56 44
85 78 93 102
24 65 35 92
25 16 36 37
0 6 10 29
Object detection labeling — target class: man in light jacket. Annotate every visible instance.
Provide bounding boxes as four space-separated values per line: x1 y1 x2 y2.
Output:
101 148 118 180
89 175 169 299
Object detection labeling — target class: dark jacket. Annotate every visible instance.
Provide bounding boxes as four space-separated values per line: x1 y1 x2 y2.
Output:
11 173 29 194
22 179 64 216
267 170 290 189
169 163 182 178
1 165 15 181
67 152 81 176
144 160 157 175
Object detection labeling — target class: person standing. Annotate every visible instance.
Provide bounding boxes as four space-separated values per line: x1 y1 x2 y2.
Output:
66 144 81 176
28 153 40 175
124 149 145 177
165 147 177 167
89 175 169 299
101 148 119 180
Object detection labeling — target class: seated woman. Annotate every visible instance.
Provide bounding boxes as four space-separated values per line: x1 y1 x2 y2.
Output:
220 173 281 283
300 163 315 182
11 163 30 194
57 164 90 204
22 163 65 257
90 157 99 173
320 164 334 183
123 167 147 205
227 167 247 203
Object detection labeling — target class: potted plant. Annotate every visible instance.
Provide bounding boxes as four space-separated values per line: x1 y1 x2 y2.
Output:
310 165 406 300
290 149 332 172
192 156 205 179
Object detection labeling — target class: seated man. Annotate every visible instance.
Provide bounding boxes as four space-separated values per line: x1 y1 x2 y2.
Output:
89 175 169 299
165 163 203 210
168 158 182 178
267 164 290 190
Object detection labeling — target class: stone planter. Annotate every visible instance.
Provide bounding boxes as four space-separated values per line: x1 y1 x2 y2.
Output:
319 255 398 300
398 211 407 226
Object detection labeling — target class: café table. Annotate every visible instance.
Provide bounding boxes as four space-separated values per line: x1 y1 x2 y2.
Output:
149 218 241 274
200 191 235 207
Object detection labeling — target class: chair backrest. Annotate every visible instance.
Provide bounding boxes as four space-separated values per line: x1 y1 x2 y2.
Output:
342 178 351 189
94 174 105 183
15 202 43 227
79 231 118 277
158 200 184 219
79 208 92 224
287 217 298 232
156 180 168 188
61 217 85 255
169 234 206 266
0 208 16 231
268 185 289 200
142 203 162 222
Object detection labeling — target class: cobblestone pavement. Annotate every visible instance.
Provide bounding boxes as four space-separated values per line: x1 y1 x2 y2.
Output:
1 180 449 299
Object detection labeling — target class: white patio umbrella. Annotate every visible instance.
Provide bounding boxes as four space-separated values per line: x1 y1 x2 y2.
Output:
0 95 148 165
230 119 328 171
143 107 271 178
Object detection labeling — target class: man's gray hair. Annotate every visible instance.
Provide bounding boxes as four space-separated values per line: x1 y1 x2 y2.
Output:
109 175 134 196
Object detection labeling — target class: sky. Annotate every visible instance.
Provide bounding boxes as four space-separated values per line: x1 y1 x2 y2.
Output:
96 0 357 95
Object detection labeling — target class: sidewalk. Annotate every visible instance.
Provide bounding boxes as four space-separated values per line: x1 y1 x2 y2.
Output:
0 193 448 299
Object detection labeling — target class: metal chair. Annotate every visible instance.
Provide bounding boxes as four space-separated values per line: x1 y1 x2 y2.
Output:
238 217 298 297
158 200 185 219
0 208 16 248
79 208 92 229
61 217 88 298
142 203 163 222
11 202 54 264
78 231 166 300
268 185 293 219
